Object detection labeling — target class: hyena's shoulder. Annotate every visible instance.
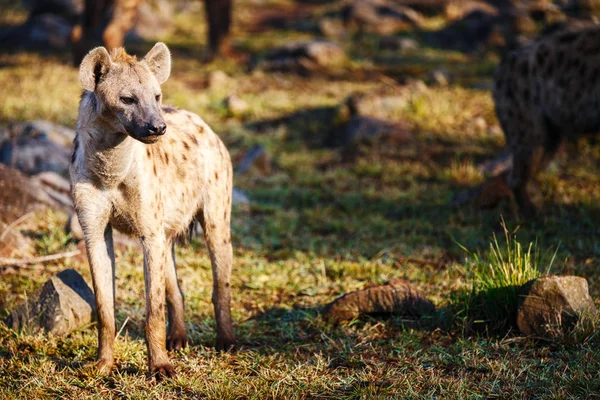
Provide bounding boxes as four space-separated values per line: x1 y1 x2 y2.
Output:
162 105 213 138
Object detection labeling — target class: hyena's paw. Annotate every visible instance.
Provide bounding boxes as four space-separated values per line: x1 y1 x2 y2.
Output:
83 358 114 376
216 334 236 352
148 362 176 380
167 331 188 351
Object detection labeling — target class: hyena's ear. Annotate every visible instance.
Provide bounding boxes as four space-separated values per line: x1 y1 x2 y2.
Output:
143 42 171 84
79 47 112 91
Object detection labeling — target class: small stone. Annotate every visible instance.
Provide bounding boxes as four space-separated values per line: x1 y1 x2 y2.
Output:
430 69 449 86
517 275 598 338
472 116 487 131
7 269 96 336
379 36 419 51
342 115 412 147
319 18 346 38
224 94 249 116
232 188 251 208
342 0 423 35
207 70 230 89
260 41 347 73
235 145 272 176
323 278 435 324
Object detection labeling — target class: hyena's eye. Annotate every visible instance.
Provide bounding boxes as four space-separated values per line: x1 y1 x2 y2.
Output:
120 96 135 105
155 94 161 102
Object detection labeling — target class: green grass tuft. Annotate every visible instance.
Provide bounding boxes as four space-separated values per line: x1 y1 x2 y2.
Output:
453 223 556 334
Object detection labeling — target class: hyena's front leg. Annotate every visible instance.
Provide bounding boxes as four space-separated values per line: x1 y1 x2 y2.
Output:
141 235 175 377
75 194 116 374
166 244 188 351
200 210 235 351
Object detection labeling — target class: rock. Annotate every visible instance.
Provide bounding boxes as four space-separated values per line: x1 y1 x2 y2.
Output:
235 145 272 176
0 165 72 219
7 269 96 336
472 116 487 131
429 69 449 86
0 121 74 176
224 94 249 116
260 41 347 74
344 87 411 120
207 70 230 89
342 0 423 35
517 275 598 338
379 36 419 51
319 18 346 38
0 135 71 176
232 188 251 208
341 116 412 147
323 278 435 324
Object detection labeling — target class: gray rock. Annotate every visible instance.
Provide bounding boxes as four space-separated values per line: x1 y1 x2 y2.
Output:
343 116 411 145
7 269 96 336
235 145 272 176
345 88 411 119
0 135 71 176
517 275 598 338
342 0 423 34
260 41 347 73
232 188 251 207
0 121 74 176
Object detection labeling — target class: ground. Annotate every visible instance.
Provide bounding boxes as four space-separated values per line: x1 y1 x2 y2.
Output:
1 0 600 398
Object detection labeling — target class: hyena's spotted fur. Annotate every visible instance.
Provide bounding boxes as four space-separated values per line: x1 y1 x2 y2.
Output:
493 24 600 216
70 43 235 378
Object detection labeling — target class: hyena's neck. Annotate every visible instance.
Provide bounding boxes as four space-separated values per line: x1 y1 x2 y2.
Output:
76 91 140 187
78 128 139 187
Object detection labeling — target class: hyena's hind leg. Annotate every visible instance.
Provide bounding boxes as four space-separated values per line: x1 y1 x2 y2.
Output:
166 243 188 351
507 115 562 218
198 204 235 351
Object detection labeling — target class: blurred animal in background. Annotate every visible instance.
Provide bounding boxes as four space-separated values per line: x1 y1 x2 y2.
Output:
204 0 234 61
493 23 600 217
71 43 236 377
71 0 143 65
71 0 235 65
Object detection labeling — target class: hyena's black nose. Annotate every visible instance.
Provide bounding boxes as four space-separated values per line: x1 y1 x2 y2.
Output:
148 122 166 136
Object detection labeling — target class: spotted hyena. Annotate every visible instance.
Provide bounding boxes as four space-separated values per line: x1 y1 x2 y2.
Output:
70 43 235 378
493 24 600 217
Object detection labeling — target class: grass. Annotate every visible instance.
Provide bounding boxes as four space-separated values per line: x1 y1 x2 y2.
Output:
452 224 554 334
1 0 600 398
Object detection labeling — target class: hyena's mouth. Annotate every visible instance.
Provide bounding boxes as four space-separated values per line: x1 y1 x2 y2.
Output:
130 133 164 144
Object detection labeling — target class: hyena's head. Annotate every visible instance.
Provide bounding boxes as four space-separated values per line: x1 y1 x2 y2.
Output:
79 43 171 144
